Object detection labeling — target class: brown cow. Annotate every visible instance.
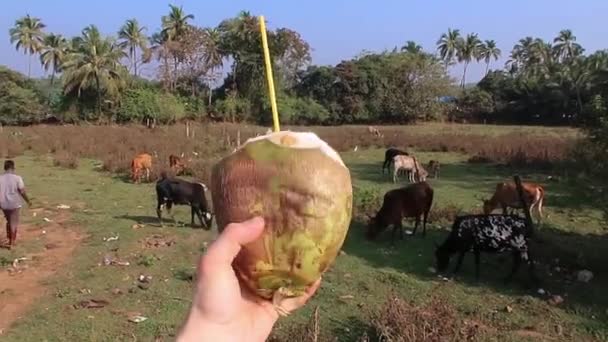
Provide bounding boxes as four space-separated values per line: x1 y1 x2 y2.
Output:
482 182 545 224
427 160 440 179
366 182 434 242
131 153 152 183
169 154 186 176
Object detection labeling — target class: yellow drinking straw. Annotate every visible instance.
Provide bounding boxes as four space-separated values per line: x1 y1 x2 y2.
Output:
259 15 280 132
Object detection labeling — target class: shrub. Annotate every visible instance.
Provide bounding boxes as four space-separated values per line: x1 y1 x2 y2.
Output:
117 89 186 124
277 96 330 125
214 92 252 122
0 66 44 125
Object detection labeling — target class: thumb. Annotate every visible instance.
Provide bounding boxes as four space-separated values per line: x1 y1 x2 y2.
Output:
200 216 265 273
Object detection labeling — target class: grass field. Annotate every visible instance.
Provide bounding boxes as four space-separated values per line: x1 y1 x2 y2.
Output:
0 124 606 341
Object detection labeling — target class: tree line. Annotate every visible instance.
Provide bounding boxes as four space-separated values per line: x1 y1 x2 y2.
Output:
3 5 608 129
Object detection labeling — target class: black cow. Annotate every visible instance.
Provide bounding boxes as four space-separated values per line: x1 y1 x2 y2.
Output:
156 173 214 229
382 147 409 174
434 214 538 285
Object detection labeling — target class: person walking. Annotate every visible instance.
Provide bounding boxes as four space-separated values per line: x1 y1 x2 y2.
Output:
0 160 31 249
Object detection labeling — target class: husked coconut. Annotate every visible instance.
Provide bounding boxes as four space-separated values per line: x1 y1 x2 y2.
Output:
211 131 352 315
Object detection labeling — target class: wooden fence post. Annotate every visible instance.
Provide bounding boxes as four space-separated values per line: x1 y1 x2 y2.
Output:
513 174 534 237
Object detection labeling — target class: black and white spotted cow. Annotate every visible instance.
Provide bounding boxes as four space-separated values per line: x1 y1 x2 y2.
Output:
434 214 538 285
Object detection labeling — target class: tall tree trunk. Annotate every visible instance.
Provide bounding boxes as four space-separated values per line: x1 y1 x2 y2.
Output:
133 47 138 77
95 75 102 117
485 61 490 75
28 52 32 78
461 61 469 88
173 55 178 91
208 82 213 107
576 87 583 115
48 68 56 105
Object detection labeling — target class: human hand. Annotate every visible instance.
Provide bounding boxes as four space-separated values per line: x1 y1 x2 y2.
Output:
177 217 321 342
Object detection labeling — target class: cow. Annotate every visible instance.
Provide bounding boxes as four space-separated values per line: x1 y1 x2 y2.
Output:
382 147 409 174
482 182 545 224
367 125 383 137
155 173 214 229
427 160 440 179
366 182 434 242
434 214 538 285
393 155 427 183
131 153 152 183
169 154 188 176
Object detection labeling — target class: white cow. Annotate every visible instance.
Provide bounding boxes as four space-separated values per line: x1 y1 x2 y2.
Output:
393 155 427 183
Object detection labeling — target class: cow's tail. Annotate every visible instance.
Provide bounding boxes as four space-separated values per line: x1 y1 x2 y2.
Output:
413 156 421 182
130 159 136 180
535 186 545 221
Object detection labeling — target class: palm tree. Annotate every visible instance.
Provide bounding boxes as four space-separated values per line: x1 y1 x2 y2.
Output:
118 18 148 77
436 28 461 68
553 29 583 62
456 33 482 87
9 14 46 77
62 25 126 116
479 40 501 75
161 4 194 90
510 36 535 67
401 41 423 54
161 4 194 41
202 27 225 105
40 33 68 91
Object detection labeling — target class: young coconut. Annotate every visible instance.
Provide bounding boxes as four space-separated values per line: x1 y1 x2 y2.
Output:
211 131 352 316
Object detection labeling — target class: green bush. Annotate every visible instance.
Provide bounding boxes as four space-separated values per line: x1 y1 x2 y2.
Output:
180 95 206 119
214 93 252 122
117 88 186 124
278 96 330 125
0 66 45 125
457 87 495 120
0 82 45 125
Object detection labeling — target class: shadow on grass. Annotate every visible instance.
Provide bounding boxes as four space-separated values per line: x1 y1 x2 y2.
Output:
343 219 608 328
349 158 604 213
110 172 157 185
115 214 166 226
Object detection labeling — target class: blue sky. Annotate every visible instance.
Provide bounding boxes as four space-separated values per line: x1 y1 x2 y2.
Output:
2 0 608 83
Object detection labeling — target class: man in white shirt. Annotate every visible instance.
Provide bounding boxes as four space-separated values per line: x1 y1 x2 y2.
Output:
0 160 31 249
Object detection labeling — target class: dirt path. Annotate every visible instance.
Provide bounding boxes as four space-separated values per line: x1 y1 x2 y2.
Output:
0 209 83 334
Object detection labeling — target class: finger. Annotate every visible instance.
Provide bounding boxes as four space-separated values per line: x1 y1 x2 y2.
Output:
275 278 322 315
200 216 265 273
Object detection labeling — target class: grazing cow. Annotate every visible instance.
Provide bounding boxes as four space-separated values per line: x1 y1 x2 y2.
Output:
131 153 152 183
155 173 214 229
382 147 409 174
366 182 434 241
434 214 538 285
482 182 545 224
393 155 426 183
427 160 440 179
368 125 383 137
169 154 187 176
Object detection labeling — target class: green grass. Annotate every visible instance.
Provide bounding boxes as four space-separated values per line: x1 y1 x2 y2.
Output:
1 147 607 341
